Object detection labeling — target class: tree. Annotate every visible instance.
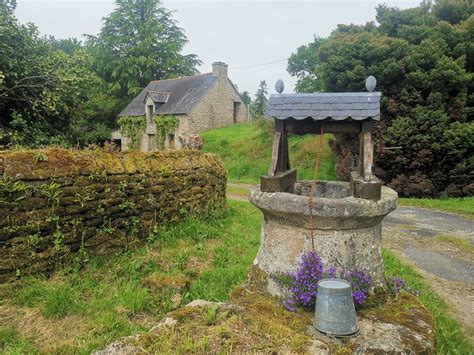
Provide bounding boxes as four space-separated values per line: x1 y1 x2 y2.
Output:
48 36 83 55
87 0 201 100
241 91 252 106
252 81 268 117
0 0 99 146
287 0 473 197
287 37 326 93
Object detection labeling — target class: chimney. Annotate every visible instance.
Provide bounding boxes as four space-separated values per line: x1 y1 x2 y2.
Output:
212 61 228 80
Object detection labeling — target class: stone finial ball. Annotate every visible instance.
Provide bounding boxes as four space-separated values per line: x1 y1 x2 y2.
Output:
275 79 285 94
365 76 377 92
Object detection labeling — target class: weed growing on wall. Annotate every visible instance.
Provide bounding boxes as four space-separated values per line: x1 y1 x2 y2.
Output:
117 116 147 150
0 176 26 196
40 181 62 208
153 115 179 149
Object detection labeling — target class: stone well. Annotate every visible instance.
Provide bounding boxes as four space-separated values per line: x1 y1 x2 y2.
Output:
250 180 397 295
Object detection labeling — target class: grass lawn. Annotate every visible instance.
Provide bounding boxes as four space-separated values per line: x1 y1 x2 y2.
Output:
0 200 471 353
201 122 336 184
0 201 261 354
399 197 474 220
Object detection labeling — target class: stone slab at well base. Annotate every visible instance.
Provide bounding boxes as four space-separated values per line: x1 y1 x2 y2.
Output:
94 268 435 354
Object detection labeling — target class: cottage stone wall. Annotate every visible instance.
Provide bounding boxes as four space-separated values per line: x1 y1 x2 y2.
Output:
185 78 248 135
0 148 226 283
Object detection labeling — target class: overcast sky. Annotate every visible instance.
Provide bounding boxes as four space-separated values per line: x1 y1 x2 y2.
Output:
15 0 420 95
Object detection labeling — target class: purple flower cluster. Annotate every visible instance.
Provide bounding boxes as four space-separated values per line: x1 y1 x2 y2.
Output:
272 252 323 309
289 251 323 307
340 270 373 305
387 276 419 297
272 251 373 311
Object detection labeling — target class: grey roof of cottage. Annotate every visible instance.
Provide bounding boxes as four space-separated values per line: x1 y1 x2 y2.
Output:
118 73 217 116
266 92 381 121
144 91 170 104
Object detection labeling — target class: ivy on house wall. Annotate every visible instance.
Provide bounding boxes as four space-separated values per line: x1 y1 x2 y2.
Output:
117 116 147 150
153 115 179 149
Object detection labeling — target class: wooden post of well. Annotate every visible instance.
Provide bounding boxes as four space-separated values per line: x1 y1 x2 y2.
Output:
260 119 296 192
359 122 373 182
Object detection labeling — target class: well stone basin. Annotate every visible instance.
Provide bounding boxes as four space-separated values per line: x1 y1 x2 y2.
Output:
249 180 397 295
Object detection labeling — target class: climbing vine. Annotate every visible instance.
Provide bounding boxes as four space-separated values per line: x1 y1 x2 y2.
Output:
117 116 147 150
153 115 179 149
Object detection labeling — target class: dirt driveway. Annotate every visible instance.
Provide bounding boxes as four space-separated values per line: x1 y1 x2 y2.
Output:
383 206 473 342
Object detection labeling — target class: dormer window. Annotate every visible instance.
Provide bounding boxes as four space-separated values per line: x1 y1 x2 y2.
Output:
146 104 154 124
144 91 170 124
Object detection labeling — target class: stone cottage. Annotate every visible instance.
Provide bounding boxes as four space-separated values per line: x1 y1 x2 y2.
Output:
113 62 250 151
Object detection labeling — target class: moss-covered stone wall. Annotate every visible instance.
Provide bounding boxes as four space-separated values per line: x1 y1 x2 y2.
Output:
0 148 226 282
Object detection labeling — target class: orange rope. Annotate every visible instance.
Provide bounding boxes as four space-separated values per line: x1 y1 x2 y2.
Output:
308 125 325 253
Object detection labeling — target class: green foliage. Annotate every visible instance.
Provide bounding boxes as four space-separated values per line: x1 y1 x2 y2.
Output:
53 228 64 252
213 246 231 267
153 115 179 149
287 36 326 93
287 0 473 197
117 280 149 314
86 0 200 100
74 191 93 208
117 116 146 150
0 2 102 146
68 92 121 146
48 36 82 55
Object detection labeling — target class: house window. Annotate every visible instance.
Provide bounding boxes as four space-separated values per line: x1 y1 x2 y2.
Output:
168 134 175 149
233 102 241 124
146 104 153 124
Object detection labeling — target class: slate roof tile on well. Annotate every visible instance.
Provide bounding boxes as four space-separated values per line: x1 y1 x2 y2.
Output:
118 73 218 116
266 92 381 121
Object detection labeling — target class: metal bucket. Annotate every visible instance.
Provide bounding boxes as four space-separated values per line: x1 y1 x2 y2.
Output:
314 278 358 336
